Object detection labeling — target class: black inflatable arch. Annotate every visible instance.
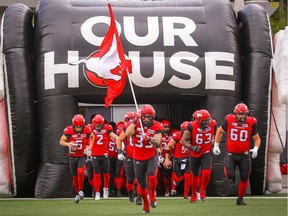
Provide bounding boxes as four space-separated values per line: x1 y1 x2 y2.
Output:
1 0 272 197
2 3 38 197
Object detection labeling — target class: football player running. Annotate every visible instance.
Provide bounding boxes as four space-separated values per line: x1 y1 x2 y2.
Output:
164 121 191 199
87 114 118 201
213 103 261 205
116 112 142 204
125 105 164 214
159 120 173 197
59 114 94 203
181 110 217 203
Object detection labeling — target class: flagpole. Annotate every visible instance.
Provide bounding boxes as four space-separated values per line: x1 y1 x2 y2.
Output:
126 69 144 133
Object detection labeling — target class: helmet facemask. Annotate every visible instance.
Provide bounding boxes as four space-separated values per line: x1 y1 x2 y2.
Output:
235 112 247 124
141 114 154 128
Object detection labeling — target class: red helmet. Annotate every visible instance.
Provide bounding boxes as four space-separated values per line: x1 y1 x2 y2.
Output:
195 109 211 129
234 103 249 123
72 114 85 133
124 112 135 122
180 121 189 130
92 114 105 130
140 104 155 127
116 121 125 129
72 114 85 127
192 110 200 121
162 120 172 127
234 103 249 114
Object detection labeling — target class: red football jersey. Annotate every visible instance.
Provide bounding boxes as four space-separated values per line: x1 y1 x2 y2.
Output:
89 123 113 156
108 137 117 158
63 125 92 157
132 120 164 161
172 130 190 159
188 120 217 158
161 133 173 157
222 114 257 154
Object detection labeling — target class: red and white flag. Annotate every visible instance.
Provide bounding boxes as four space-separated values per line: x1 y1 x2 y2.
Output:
99 4 132 108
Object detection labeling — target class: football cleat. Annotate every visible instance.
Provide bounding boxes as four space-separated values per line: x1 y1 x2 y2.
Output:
103 187 109 199
74 195 80 203
171 190 177 196
236 198 247 205
136 194 142 205
78 190 84 199
150 200 157 208
95 192 100 201
165 192 170 197
197 192 201 201
200 191 206 201
143 210 150 214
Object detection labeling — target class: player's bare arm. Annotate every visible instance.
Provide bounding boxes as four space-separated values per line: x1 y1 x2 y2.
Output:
116 130 126 150
213 126 226 155
109 131 118 140
164 139 176 166
180 130 191 149
214 126 225 143
88 133 95 150
125 122 136 137
60 135 72 147
252 133 261 148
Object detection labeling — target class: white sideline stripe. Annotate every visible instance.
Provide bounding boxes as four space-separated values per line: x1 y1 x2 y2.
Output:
0 196 286 201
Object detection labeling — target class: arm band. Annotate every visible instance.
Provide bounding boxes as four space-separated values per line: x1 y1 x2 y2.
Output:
155 144 160 148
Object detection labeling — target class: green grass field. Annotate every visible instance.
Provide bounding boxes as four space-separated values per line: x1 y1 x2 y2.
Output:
0 196 287 216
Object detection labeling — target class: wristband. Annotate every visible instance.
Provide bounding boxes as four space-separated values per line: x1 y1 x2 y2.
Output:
166 150 170 154
117 149 123 154
155 144 160 148
214 142 219 148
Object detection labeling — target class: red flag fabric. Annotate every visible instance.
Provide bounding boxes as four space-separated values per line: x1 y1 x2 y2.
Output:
99 4 131 108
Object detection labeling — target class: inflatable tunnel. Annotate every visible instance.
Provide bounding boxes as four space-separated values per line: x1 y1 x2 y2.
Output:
0 0 273 197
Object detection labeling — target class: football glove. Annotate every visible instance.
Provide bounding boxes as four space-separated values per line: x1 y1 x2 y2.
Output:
213 142 221 155
117 149 125 161
84 148 91 156
249 146 259 158
190 145 200 153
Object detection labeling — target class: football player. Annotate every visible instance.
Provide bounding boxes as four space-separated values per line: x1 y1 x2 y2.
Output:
87 114 118 201
116 112 142 204
181 109 217 203
164 121 191 199
59 114 94 203
159 120 173 197
108 122 124 197
213 103 261 205
124 105 163 214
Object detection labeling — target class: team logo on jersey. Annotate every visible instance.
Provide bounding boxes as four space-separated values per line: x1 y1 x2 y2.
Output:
242 124 248 127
